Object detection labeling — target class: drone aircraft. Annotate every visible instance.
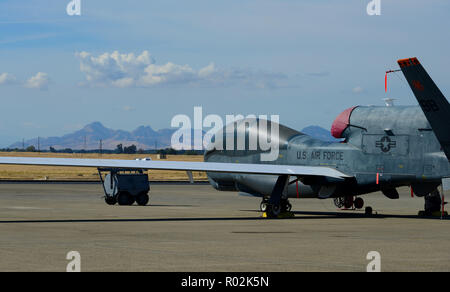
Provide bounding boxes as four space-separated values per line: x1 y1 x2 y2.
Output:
0 57 448 218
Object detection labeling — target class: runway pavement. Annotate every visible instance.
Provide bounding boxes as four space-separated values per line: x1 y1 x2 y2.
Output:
0 183 449 272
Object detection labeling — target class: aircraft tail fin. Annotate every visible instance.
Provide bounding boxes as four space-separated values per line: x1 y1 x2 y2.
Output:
398 57 450 161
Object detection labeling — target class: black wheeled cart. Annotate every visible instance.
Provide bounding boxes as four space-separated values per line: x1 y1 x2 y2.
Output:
98 168 150 206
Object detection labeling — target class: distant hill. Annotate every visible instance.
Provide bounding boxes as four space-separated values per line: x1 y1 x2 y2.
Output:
301 125 340 142
9 122 176 150
9 122 338 150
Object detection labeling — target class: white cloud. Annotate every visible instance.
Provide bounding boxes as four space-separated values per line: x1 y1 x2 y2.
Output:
0 73 17 85
123 105 135 111
25 72 49 90
76 50 288 88
352 86 365 94
306 72 330 77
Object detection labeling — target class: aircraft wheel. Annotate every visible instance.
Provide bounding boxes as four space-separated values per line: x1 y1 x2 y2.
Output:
344 196 354 209
118 192 134 206
286 203 292 212
105 195 117 205
365 206 373 216
334 197 345 208
282 201 292 212
354 197 364 209
136 192 150 206
260 201 268 212
266 204 281 218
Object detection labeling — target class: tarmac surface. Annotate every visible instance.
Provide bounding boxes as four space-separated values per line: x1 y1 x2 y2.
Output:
0 183 449 272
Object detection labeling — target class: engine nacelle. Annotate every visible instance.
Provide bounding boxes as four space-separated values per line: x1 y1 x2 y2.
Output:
207 174 238 192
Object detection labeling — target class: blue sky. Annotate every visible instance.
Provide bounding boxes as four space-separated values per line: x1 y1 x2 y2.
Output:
0 0 449 147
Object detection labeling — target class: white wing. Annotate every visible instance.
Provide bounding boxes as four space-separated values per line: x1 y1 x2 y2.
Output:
0 157 350 179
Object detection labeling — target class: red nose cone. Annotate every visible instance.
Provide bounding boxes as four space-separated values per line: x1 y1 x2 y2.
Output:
330 106 358 138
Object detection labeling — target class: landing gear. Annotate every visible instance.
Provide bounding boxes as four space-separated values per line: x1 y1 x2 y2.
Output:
344 196 354 209
334 197 345 208
263 198 292 215
264 200 293 218
264 175 286 218
266 204 281 218
334 196 366 211
422 189 446 216
281 199 292 212
262 175 295 219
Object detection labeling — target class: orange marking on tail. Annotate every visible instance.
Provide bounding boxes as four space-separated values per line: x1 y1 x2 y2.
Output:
397 57 420 68
410 58 420 65
412 80 425 91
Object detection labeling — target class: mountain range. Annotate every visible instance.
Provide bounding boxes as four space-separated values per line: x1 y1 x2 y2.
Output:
9 122 338 150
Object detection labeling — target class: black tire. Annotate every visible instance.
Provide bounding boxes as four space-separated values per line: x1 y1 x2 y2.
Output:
354 197 364 209
344 197 354 209
128 194 136 205
118 192 134 206
365 206 373 216
266 204 281 218
105 195 117 205
136 193 150 206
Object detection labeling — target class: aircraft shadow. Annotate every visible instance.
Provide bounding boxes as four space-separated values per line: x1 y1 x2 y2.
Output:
0 210 448 224
0 217 265 224
292 210 450 220
240 209 450 221
135 204 199 207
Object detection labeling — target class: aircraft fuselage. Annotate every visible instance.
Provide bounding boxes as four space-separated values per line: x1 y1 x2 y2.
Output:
205 106 450 199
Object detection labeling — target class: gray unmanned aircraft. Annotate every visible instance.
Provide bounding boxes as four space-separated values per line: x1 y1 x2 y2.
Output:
0 57 448 218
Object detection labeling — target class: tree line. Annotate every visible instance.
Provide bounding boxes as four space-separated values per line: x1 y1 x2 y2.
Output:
0 144 202 155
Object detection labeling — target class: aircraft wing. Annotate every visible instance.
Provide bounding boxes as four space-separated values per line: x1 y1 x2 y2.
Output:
0 157 350 179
